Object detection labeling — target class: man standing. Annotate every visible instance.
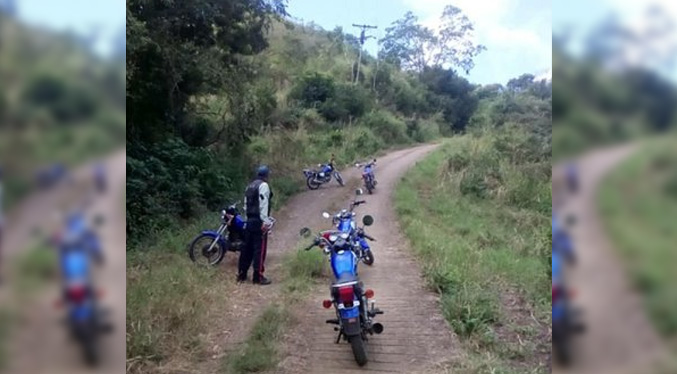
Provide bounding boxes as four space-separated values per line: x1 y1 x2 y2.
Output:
238 165 274 285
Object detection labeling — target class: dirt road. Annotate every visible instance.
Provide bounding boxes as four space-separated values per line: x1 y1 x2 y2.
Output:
267 143 460 374
553 144 666 374
3 149 126 374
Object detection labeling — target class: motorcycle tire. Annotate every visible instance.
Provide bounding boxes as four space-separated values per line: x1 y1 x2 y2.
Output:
307 175 321 190
82 330 100 366
362 251 375 266
553 326 572 366
188 234 226 266
349 336 368 366
335 172 345 186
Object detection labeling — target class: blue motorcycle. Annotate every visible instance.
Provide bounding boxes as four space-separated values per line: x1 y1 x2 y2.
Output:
356 159 377 194
300 215 384 366
188 202 276 266
303 158 344 190
52 212 110 366
552 251 585 366
188 202 245 266
322 190 375 265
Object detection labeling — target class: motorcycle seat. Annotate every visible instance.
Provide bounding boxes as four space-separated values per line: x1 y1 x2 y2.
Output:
332 273 358 287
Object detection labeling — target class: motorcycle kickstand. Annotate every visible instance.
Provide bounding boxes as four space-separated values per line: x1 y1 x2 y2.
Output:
335 331 343 344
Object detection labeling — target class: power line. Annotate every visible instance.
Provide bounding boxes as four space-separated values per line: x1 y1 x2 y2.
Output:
352 24 377 85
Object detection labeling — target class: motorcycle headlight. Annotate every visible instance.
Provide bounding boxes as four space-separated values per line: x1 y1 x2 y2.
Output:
341 233 349 240
329 234 338 242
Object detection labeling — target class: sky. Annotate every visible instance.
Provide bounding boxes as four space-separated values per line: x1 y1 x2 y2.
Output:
16 0 125 57
553 0 677 82
287 0 552 85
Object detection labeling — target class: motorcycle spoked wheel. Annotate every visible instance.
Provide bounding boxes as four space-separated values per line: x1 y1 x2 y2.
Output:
335 172 345 186
349 335 368 366
307 175 321 190
188 234 226 266
362 251 375 266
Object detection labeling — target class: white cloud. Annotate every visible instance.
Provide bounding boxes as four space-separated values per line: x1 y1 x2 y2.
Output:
401 0 550 67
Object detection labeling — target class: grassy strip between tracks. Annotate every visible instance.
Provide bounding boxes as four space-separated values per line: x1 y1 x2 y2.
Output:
394 136 551 373
598 137 677 342
222 245 326 374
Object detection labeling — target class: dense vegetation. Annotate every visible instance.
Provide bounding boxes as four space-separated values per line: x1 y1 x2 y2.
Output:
395 78 552 372
599 137 677 339
553 23 677 160
126 0 491 244
0 13 125 208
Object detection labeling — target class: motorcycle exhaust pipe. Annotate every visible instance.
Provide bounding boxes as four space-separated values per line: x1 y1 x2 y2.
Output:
372 323 384 334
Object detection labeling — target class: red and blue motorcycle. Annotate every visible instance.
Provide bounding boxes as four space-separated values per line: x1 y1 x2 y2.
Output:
300 214 384 367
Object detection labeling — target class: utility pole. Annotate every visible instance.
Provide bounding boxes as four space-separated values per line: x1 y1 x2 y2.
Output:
352 24 377 85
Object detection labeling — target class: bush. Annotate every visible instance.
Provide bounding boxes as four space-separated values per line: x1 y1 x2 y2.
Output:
289 72 336 107
361 110 409 145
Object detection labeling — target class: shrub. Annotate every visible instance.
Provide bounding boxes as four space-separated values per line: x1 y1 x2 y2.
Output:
361 110 409 145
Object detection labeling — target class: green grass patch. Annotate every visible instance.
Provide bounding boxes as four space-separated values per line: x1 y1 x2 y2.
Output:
395 135 550 370
598 137 677 338
12 243 57 296
224 305 290 374
126 246 230 372
281 245 328 295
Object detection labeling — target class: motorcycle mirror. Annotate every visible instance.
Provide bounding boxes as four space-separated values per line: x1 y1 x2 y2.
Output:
356 188 363 196
93 214 105 227
373 159 377 162
322 212 331 219
565 214 577 227
299 227 312 238
362 215 374 226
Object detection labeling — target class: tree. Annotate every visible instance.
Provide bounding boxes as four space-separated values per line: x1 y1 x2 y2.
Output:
380 5 485 73
507 74 536 93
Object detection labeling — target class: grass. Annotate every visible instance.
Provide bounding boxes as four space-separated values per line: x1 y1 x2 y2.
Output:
126 215 231 373
0 308 10 371
222 242 327 373
12 243 57 297
394 136 551 371
598 136 677 339
224 305 290 374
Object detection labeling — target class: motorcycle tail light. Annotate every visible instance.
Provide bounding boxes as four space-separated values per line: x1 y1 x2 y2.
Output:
338 286 354 307
67 285 88 304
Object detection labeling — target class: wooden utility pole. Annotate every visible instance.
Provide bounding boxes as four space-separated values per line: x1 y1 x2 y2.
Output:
352 24 377 85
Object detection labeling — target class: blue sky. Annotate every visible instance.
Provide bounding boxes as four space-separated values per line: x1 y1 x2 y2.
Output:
16 0 124 57
287 0 552 85
553 0 677 82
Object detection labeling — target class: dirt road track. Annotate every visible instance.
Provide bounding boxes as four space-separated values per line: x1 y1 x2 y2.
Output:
271 143 460 374
553 144 667 374
3 149 126 374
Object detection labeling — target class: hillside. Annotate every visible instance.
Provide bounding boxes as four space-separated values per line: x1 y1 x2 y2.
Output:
0 13 125 207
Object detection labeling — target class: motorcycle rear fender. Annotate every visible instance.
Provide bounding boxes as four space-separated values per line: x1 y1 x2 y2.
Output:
303 169 314 178
200 230 228 249
341 313 361 336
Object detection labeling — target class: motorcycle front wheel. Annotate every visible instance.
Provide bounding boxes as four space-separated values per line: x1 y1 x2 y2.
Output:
349 336 368 366
335 172 344 186
188 234 226 266
362 251 375 266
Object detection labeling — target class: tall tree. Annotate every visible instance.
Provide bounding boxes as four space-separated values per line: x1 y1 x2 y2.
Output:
380 5 485 73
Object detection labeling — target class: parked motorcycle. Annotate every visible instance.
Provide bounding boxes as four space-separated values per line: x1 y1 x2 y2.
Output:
322 189 375 265
356 159 377 194
188 202 276 266
52 212 112 366
300 214 383 367
552 254 585 366
303 161 344 190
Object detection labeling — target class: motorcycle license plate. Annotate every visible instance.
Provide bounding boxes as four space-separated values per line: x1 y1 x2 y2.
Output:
348 318 357 323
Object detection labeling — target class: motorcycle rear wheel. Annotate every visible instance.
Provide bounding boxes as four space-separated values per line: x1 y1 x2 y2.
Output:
349 336 368 366
188 234 226 266
307 175 321 190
